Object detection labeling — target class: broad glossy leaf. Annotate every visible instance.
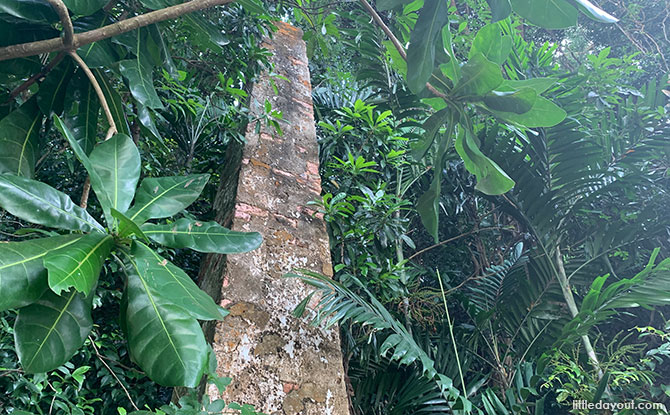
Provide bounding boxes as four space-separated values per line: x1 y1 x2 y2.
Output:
377 0 414 11
510 0 578 29
183 14 229 53
15 289 92 373
489 96 567 127
148 24 178 79
573 0 618 23
416 119 453 242
469 23 512 65
89 134 141 213
0 174 104 233
36 59 74 115
485 0 512 22
112 208 148 241
406 0 449 93
482 88 536 114
54 115 113 224
125 257 208 387
119 59 163 109
63 73 100 155
142 218 262 254
93 69 130 135
126 174 210 225
44 233 113 296
0 98 42 178
137 104 163 143
0 235 82 312
411 107 450 161
63 0 106 15
0 0 58 23
131 241 225 321
455 127 514 195
451 53 503 99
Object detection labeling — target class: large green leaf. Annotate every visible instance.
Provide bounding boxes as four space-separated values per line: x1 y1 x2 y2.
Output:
499 78 557 94
54 115 114 225
63 0 107 15
141 218 262 254
406 0 449 93
485 0 512 22
455 127 514 195
510 0 578 29
89 134 141 213
0 174 104 233
14 289 93 373
451 53 503 99
64 72 101 155
0 235 82 312
124 256 209 387
119 59 163 109
36 59 74 115
0 98 42 178
93 69 130 135
489 96 567 127
112 208 148 241
0 0 58 23
469 23 512 65
44 233 113 296
377 0 414 10
126 174 210 225
182 14 229 53
131 241 225 321
411 107 451 161
482 88 537 114
573 0 618 23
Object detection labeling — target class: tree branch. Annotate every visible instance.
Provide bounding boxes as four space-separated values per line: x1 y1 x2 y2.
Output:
0 0 236 62
46 0 75 48
68 51 117 141
5 52 65 102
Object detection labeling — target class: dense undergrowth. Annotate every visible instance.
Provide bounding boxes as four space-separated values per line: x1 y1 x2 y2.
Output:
0 0 669 414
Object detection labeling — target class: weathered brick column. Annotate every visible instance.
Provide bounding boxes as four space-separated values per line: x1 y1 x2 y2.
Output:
206 22 350 415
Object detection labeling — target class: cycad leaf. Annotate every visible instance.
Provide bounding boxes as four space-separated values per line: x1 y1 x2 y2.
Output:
141 218 262 254
0 235 83 312
131 241 225 321
89 133 141 213
0 174 104 233
44 233 113 296
126 174 209 225
0 98 42 178
124 256 208 387
15 289 93 373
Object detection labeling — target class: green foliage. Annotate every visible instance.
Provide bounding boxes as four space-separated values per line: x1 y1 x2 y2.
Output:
0 75 262 389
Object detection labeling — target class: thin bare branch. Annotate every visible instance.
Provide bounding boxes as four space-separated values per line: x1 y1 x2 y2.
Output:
5 52 65 103
89 335 140 411
0 0 236 62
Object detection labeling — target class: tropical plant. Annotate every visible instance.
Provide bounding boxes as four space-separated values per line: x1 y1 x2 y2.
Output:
0 115 262 387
